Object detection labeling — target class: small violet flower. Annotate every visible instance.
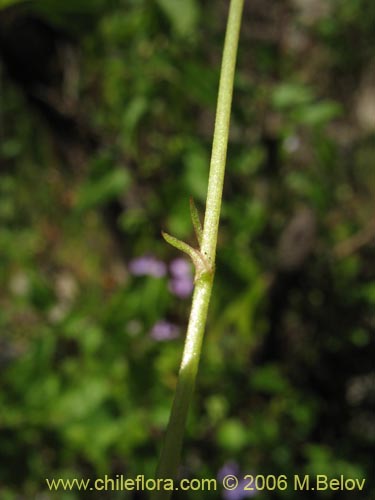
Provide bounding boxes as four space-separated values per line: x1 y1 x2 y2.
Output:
169 278 194 298
217 461 240 481
129 255 167 278
217 462 257 500
150 320 180 341
169 258 192 277
168 258 194 299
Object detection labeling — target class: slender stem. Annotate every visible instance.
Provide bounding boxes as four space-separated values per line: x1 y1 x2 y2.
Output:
201 0 244 265
153 1 244 497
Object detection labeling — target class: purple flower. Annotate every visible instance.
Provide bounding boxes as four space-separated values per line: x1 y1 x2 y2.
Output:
150 320 180 341
168 277 194 298
129 255 167 278
218 462 257 500
168 258 194 298
170 258 192 278
217 462 240 481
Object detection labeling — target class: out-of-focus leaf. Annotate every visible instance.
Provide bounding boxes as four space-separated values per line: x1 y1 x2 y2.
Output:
295 101 342 126
305 444 365 479
272 83 314 109
53 378 108 422
32 0 107 32
0 0 24 10
121 96 148 148
235 147 265 176
156 0 199 38
356 283 375 304
205 395 228 424
0 139 22 158
183 147 209 201
350 328 370 347
217 419 248 452
251 365 290 394
75 168 131 211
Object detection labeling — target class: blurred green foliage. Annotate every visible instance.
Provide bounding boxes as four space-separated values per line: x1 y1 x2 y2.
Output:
0 0 374 499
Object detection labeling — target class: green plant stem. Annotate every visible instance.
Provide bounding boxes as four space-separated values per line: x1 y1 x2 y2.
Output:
153 0 244 496
201 0 244 263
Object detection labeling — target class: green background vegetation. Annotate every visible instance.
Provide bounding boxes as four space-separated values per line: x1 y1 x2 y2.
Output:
0 0 374 498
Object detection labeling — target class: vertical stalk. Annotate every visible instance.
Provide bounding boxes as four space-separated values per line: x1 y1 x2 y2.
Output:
201 0 244 263
153 1 244 497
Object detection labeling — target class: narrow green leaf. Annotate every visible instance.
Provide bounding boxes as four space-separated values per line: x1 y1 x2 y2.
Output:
161 231 196 258
156 0 199 38
189 197 203 246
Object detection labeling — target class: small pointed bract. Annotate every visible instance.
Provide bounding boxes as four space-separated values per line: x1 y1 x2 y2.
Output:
189 197 203 247
162 231 197 259
161 231 211 282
